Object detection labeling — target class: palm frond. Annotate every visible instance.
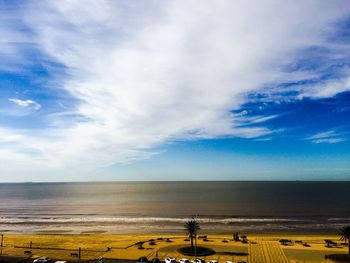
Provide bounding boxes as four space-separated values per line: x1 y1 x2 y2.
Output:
184 219 200 235
339 226 350 241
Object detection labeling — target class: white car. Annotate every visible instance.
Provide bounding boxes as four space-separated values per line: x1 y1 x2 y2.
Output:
165 258 177 263
179 259 190 263
192 259 205 263
225 261 233 263
33 257 51 263
208 260 218 263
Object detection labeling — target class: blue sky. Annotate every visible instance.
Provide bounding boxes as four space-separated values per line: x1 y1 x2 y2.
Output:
0 0 350 182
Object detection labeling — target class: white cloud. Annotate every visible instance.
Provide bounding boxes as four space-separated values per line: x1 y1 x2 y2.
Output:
305 130 345 144
237 114 279 124
298 75 350 99
312 138 344 144
0 1 349 178
306 130 337 140
8 98 41 110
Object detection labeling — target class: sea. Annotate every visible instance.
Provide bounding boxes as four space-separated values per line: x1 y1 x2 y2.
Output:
0 181 349 234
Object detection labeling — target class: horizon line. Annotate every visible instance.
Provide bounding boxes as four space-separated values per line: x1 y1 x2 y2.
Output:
1 179 350 184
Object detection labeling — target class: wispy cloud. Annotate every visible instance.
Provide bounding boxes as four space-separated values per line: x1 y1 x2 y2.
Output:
306 130 337 140
237 114 279 125
312 138 344 144
0 1 349 177
305 130 345 144
298 75 350 99
8 98 41 110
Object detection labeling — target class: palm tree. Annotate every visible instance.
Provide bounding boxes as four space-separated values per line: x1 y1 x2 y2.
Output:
339 226 350 255
184 218 200 251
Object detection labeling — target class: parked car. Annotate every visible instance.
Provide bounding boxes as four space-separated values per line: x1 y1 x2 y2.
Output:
179 259 190 263
208 260 218 263
225 261 233 263
33 257 51 263
192 259 205 263
54 261 67 263
165 257 177 263
137 257 148 263
152 258 160 263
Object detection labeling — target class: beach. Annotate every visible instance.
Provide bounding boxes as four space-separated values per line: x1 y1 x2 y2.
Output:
0 233 348 263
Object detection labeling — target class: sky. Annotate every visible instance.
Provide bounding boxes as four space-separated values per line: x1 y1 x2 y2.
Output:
0 0 350 182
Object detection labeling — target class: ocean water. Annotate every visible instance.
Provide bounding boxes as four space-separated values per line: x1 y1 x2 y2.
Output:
0 181 349 234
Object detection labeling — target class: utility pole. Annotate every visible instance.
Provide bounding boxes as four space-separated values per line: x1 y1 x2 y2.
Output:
1 234 3 247
78 247 81 260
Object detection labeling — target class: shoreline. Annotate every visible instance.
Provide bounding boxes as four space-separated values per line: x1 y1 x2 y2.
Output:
2 213 349 236
0 227 345 235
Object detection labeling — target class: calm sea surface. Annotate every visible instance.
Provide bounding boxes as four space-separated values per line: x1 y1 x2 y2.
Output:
0 181 349 234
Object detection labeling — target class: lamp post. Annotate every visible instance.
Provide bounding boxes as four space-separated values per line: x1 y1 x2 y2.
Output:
1 234 3 247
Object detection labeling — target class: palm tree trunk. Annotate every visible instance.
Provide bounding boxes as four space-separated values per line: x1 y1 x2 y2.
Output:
190 235 194 251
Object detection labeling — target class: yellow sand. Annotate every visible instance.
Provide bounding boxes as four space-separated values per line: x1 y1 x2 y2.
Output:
0 233 348 262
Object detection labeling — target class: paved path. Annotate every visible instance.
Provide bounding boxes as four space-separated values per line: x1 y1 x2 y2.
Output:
249 241 289 263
